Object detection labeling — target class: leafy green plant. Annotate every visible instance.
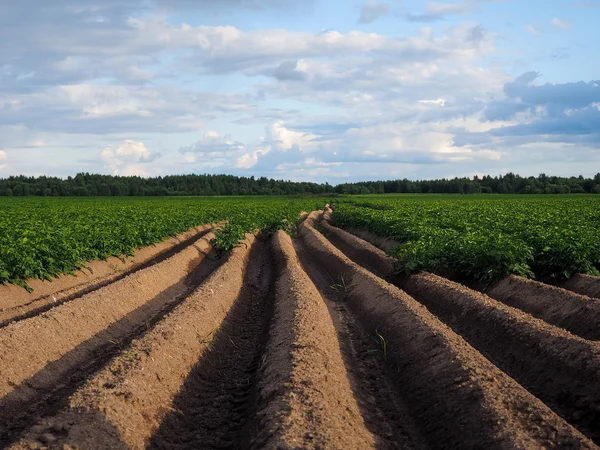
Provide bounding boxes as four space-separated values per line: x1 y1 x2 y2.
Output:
333 195 600 282
0 196 329 289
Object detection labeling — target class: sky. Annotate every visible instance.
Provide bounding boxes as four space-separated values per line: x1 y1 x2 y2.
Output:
1 0 599 183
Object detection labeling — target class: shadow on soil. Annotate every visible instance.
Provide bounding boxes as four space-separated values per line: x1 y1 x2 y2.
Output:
0 246 225 447
148 238 275 450
0 228 215 329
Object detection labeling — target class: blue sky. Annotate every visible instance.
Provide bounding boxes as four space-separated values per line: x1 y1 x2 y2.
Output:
1 0 599 182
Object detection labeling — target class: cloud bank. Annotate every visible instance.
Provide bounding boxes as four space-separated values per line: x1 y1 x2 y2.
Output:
0 0 597 181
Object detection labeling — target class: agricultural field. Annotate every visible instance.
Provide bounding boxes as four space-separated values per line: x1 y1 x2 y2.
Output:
333 194 600 282
0 196 325 289
1 195 600 449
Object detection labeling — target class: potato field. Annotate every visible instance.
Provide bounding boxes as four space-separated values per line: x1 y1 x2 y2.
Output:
1 195 599 449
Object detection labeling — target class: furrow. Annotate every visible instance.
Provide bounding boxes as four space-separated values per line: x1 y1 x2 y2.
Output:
323 206 400 253
293 236 428 449
0 231 218 445
561 274 600 299
320 218 393 278
250 230 377 449
318 214 600 441
299 211 596 449
487 275 600 341
0 223 219 327
402 272 600 443
148 235 272 449
324 219 600 342
11 234 255 450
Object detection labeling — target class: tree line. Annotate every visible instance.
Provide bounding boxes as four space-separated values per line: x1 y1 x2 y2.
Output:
0 172 599 197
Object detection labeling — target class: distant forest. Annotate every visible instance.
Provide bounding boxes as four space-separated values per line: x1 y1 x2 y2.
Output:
1 172 600 196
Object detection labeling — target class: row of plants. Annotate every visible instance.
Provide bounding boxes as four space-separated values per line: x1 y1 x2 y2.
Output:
332 195 600 282
0 196 326 289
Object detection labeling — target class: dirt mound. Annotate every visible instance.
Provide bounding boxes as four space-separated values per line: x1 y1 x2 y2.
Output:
339 226 401 252
4 213 600 449
293 237 428 449
298 212 594 448
320 218 393 277
403 272 600 442
0 232 218 445
562 274 600 299
12 234 254 449
488 275 600 341
0 223 219 326
251 230 376 449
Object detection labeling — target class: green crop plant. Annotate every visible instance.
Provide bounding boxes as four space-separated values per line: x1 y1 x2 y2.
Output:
329 274 349 297
333 194 600 282
366 329 388 360
0 196 329 289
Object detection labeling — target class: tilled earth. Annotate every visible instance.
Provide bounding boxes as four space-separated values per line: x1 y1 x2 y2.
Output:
1 212 599 449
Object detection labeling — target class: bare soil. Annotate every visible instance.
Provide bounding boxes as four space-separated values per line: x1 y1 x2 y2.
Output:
561 274 600 299
320 218 393 278
293 236 428 449
3 213 600 449
487 275 600 341
0 231 219 446
298 212 595 448
11 234 254 449
342 227 402 252
320 218 600 443
402 272 600 443
0 223 218 326
149 234 271 449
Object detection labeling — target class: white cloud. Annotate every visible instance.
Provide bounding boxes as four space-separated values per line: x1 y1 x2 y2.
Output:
101 140 161 176
180 131 245 155
178 131 247 170
236 152 262 169
236 121 319 169
0 1 595 182
0 84 254 134
0 150 7 171
403 0 508 22
273 60 308 81
550 18 572 30
120 65 156 82
419 98 446 106
524 25 542 36
405 1 473 21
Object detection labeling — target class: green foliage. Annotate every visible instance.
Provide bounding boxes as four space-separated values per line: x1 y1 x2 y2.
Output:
2 171 599 197
333 195 600 282
0 196 328 288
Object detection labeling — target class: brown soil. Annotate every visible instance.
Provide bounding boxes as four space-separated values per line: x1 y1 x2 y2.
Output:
561 274 600 299
320 218 394 278
12 231 384 450
323 204 334 222
0 223 219 326
293 236 428 449
487 275 600 341
402 272 600 443
317 221 600 442
250 231 376 449
0 232 219 445
149 234 272 449
11 234 255 450
4 211 600 449
340 226 402 253
324 207 400 251
298 212 595 448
